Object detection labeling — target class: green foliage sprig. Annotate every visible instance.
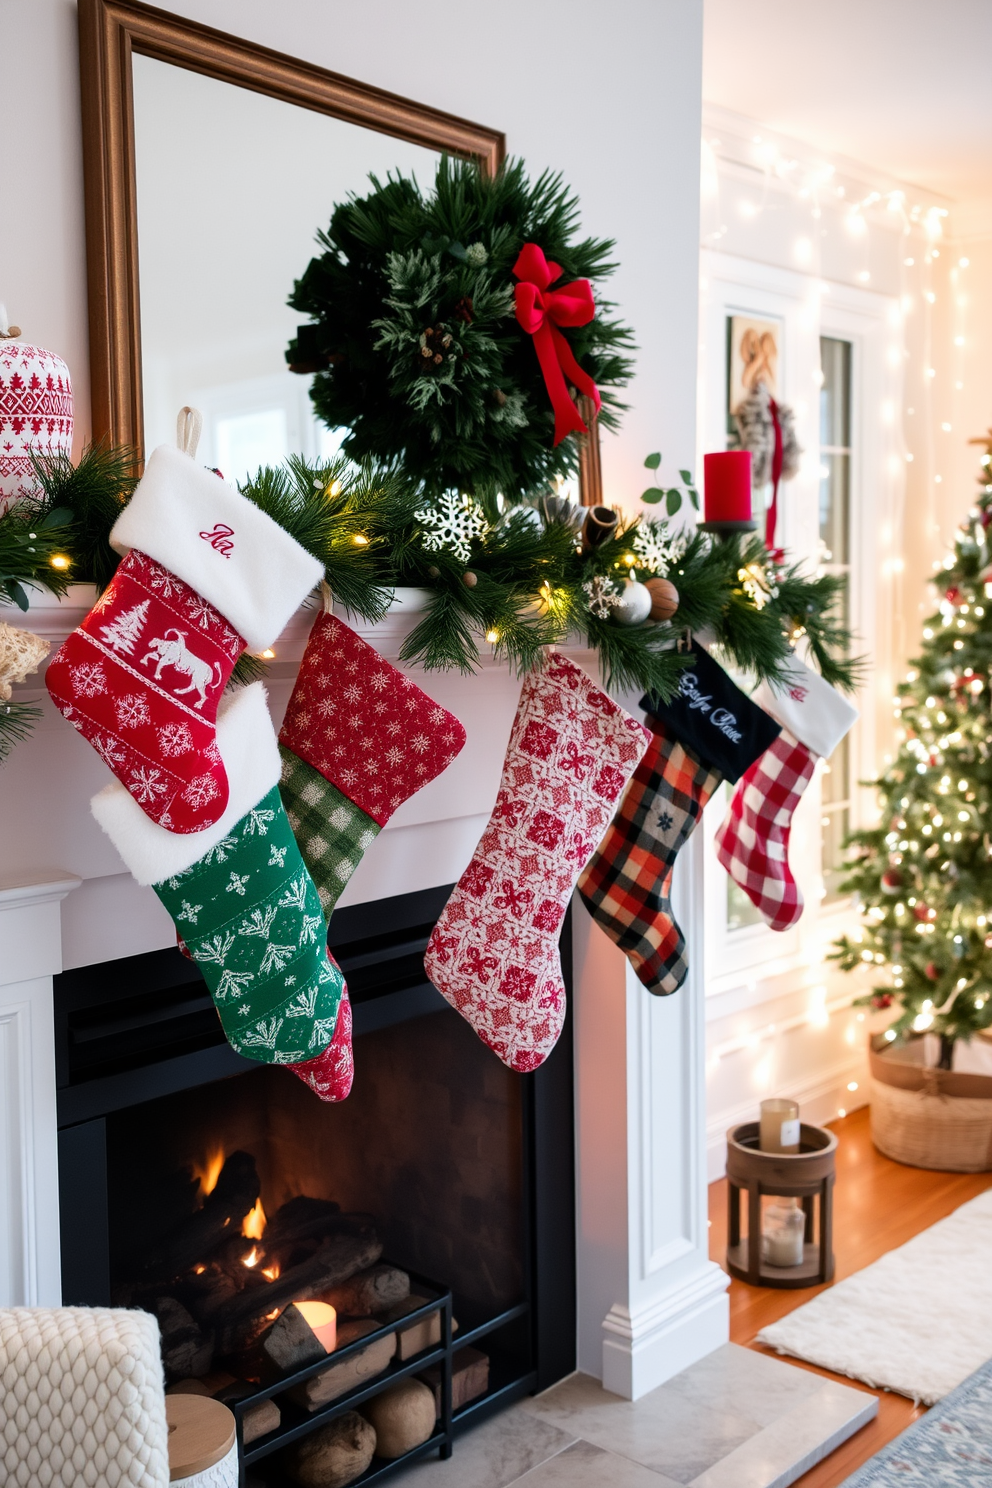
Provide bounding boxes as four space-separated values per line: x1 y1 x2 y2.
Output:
832 443 992 1051
286 156 635 507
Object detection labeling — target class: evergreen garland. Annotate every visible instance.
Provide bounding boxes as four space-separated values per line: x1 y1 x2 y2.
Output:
0 444 858 764
833 441 992 1057
286 156 635 507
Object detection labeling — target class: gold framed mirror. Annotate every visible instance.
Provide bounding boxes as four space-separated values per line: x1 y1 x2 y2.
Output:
78 0 505 463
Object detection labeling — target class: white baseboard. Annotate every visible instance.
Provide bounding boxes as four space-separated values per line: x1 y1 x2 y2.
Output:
707 1053 869 1182
601 1260 730 1400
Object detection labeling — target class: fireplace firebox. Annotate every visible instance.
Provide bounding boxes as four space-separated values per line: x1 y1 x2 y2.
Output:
54 885 576 1483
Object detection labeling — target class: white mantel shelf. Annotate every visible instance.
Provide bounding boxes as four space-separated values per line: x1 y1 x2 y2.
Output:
0 592 728 1394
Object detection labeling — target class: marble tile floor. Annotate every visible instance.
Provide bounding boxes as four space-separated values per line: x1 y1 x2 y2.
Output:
397 1344 877 1488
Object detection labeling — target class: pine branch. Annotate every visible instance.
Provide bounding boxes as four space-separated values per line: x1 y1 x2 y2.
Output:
0 700 42 764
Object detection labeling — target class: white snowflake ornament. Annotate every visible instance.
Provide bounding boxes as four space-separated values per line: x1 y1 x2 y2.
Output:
415 491 488 564
632 521 682 576
583 575 622 620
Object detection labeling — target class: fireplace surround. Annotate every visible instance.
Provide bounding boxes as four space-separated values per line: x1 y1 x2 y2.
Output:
0 594 730 1414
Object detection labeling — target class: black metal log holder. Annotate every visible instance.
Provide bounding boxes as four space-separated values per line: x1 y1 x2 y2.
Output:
234 1268 535 1486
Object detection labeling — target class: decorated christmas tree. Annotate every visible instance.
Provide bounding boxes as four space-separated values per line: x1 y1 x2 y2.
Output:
835 433 992 1064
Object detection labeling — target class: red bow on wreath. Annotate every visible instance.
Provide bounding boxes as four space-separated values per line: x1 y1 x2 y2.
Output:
513 243 601 446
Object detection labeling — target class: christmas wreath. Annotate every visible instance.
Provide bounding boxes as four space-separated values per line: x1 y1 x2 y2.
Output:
285 156 635 506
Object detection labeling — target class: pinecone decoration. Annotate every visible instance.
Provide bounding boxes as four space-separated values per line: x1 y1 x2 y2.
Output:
419 324 453 369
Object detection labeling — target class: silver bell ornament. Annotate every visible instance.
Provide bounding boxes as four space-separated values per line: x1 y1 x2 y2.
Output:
612 576 652 626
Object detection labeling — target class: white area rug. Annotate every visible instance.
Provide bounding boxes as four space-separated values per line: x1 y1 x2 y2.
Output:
757 1187 992 1405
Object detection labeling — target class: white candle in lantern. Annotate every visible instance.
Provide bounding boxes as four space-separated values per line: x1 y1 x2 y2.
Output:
295 1300 337 1352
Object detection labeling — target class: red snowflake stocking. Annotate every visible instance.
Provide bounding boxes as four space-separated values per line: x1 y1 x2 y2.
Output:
278 612 466 919
46 444 322 832
424 653 649 1072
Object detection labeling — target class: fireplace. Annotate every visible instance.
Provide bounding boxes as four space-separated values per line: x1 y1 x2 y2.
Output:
53 884 576 1481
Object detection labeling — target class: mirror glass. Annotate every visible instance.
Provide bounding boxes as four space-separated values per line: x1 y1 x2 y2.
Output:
133 56 442 482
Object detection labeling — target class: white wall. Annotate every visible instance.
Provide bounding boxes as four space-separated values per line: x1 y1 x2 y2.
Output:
1 0 706 966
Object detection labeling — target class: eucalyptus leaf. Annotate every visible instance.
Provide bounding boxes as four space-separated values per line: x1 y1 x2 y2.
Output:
40 507 73 529
644 452 662 470
447 240 468 261
641 486 663 505
7 579 29 612
666 489 682 516
679 469 693 484
688 488 700 510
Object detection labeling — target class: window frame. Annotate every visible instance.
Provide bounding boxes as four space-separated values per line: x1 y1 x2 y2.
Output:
697 250 901 1009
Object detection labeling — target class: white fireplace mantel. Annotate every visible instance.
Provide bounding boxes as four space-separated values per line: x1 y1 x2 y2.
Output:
0 590 727 1392
0 872 80 1308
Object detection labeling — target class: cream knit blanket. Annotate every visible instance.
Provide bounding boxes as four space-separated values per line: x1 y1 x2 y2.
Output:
0 1307 168 1487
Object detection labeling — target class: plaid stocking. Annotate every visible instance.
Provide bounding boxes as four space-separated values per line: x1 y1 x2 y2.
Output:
714 730 816 931
579 641 781 995
578 731 721 994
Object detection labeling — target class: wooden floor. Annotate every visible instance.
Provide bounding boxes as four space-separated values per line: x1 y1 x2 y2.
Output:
708 1105 992 1487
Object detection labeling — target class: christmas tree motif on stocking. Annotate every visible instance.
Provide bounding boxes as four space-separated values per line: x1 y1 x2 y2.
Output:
47 552 244 832
579 642 781 994
91 684 352 1100
715 655 858 930
424 654 649 1071
278 612 466 920
48 443 322 831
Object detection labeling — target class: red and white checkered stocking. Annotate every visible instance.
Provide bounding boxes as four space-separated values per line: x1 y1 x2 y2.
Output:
424 654 648 1072
714 729 816 931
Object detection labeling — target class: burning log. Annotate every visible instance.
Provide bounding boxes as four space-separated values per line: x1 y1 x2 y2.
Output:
321 1265 410 1319
141 1151 261 1281
262 1199 378 1273
213 1230 383 1354
154 1297 213 1378
261 1303 327 1374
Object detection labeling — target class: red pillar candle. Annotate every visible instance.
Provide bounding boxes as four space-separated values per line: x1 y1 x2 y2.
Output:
703 451 752 523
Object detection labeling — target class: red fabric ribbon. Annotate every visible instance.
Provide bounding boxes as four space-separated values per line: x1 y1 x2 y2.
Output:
513 243 601 446
765 394 785 556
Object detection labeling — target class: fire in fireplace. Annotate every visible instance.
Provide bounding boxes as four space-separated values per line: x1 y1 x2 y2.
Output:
55 884 576 1482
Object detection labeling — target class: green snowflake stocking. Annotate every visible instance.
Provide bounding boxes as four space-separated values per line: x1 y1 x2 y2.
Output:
156 785 344 1063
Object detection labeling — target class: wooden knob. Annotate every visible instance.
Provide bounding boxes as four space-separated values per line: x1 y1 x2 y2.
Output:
166 1395 236 1481
645 577 679 622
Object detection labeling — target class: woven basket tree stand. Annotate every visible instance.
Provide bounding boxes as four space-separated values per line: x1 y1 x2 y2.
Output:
870 1037 992 1172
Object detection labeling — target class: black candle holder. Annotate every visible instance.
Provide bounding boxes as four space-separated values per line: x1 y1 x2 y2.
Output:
699 519 759 538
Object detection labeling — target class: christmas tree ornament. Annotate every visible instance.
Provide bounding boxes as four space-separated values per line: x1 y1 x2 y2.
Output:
715 655 859 932
579 643 780 994
278 612 466 920
424 653 649 1070
645 577 679 622
46 445 322 831
0 313 73 506
91 684 351 1093
880 869 903 894
611 576 652 626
